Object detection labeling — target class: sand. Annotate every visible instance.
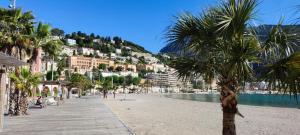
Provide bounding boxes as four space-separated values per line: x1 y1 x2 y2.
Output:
103 94 300 135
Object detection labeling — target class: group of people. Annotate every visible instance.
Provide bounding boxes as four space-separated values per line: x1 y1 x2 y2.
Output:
102 90 116 99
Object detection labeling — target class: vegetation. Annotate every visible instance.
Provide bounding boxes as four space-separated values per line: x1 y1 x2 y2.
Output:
166 0 300 134
69 73 93 98
9 68 42 115
46 71 59 81
98 63 107 70
51 28 65 37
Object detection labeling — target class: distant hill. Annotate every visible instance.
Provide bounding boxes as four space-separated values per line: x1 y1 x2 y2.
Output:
62 31 152 54
160 25 300 54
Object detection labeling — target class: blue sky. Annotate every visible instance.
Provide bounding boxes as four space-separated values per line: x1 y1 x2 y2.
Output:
0 0 299 53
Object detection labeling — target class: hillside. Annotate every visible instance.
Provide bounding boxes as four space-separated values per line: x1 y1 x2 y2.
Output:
53 30 152 54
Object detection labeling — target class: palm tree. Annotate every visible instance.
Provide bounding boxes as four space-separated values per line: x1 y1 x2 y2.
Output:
42 40 63 81
29 22 52 72
9 67 42 115
0 8 35 116
166 0 300 134
0 8 34 60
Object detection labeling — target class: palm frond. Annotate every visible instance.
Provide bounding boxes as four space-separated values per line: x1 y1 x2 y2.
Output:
261 51 300 95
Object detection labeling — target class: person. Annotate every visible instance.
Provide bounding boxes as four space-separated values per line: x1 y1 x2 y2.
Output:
104 90 108 99
36 96 43 108
113 90 116 99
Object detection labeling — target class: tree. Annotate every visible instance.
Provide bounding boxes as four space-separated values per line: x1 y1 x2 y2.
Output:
57 58 67 75
42 40 63 81
51 28 64 37
108 66 114 72
29 22 52 64
46 71 59 81
125 75 133 85
9 67 42 115
132 77 141 85
98 63 107 71
165 0 300 134
115 66 124 72
70 73 92 98
0 8 35 60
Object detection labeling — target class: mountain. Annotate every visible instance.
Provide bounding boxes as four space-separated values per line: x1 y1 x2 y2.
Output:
160 25 300 54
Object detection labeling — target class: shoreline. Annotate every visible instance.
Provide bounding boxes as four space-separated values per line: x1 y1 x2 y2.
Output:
103 94 300 135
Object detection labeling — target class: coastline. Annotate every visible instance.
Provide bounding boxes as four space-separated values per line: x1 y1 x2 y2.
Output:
103 94 300 135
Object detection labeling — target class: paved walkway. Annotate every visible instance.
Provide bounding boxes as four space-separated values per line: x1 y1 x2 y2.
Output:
2 96 133 135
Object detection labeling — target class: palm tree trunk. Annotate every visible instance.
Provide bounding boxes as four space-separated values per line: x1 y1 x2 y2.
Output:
8 82 15 116
20 91 29 115
51 56 54 81
223 112 236 135
220 82 238 135
13 89 20 116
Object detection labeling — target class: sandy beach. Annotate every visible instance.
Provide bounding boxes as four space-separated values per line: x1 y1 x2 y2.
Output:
103 94 300 135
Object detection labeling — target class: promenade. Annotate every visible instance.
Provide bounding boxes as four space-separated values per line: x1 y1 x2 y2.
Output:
2 96 133 135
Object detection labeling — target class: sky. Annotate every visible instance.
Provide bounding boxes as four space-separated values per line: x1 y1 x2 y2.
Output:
0 0 299 53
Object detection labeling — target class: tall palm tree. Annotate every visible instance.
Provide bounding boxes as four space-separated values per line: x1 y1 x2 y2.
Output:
0 8 35 116
9 67 42 115
29 22 52 72
0 8 34 60
42 40 62 81
166 0 300 134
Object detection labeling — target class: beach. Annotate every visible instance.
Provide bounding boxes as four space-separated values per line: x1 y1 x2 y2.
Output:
103 94 300 135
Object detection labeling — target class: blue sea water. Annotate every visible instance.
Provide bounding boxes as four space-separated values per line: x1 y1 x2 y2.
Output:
164 94 300 108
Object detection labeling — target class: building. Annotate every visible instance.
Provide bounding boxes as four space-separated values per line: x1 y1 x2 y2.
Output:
50 36 61 40
41 60 58 74
131 52 158 64
114 64 137 72
66 39 76 46
147 68 192 93
110 53 116 59
101 71 138 77
93 39 102 44
152 64 166 73
95 50 105 58
78 47 94 55
61 46 77 56
68 56 114 74
137 64 154 71
116 49 122 54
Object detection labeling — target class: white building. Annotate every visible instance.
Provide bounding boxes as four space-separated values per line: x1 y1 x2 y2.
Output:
131 52 158 64
95 50 105 57
101 71 138 77
116 49 122 54
66 39 76 46
152 64 167 73
93 39 102 44
147 68 192 93
110 53 116 59
61 46 77 56
145 56 159 64
78 47 95 55
50 36 61 40
41 60 58 74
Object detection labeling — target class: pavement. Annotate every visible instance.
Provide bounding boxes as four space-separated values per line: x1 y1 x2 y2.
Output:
1 96 133 135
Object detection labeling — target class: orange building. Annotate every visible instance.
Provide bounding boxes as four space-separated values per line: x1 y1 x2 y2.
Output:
68 56 114 73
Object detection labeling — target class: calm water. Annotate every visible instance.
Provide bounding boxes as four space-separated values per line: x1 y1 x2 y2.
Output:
165 94 300 108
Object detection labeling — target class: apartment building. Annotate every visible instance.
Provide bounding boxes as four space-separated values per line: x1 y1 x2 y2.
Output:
66 39 76 46
61 46 77 56
77 47 95 55
147 68 192 93
68 56 114 74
